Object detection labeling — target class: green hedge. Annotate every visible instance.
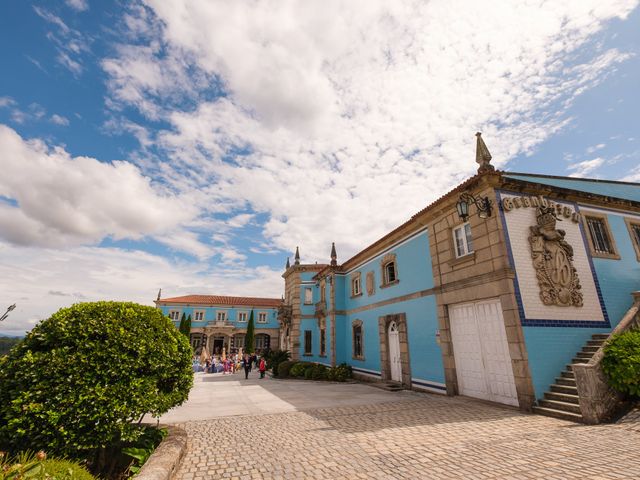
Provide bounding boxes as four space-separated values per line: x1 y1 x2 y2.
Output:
602 329 640 396
276 360 296 378
280 362 352 382
0 301 193 459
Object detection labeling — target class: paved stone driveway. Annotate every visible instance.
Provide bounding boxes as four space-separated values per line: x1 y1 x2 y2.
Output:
172 376 639 480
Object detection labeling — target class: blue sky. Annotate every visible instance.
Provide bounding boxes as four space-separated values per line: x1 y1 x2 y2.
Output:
0 0 639 334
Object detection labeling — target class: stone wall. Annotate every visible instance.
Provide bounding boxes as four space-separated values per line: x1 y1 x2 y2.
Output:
425 176 536 410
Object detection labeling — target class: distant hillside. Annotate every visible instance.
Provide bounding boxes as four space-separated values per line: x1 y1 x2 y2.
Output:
0 336 22 355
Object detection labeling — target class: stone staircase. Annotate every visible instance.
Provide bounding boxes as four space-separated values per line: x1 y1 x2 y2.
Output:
532 333 609 422
373 381 404 392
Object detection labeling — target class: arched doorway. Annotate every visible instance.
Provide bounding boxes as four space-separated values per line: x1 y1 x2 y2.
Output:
388 321 402 382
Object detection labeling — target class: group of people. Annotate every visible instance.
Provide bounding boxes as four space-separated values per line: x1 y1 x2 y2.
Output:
201 353 266 379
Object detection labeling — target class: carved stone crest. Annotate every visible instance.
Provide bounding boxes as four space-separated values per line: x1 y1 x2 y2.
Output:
366 271 375 296
529 206 583 307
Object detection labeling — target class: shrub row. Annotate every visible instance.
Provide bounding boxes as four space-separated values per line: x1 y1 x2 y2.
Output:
277 361 352 382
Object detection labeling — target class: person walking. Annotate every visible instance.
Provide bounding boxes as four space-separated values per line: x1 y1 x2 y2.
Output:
259 356 266 379
243 353 251 380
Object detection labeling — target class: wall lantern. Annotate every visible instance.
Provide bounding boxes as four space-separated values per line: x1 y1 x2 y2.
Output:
0 303 16 322
456 192 492 221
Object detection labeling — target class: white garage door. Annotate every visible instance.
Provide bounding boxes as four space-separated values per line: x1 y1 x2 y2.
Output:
449 299 518 406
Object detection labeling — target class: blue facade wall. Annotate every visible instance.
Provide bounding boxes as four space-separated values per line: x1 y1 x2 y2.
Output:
523 210 640 398
157 304 279 330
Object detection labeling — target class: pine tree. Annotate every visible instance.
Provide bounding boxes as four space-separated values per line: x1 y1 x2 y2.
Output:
178 312 187 335
245 310 255 354
185 314 192 339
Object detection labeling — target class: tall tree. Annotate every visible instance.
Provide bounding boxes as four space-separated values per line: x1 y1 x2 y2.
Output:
245 310 255 353
178 312 187 335
185 314 192 339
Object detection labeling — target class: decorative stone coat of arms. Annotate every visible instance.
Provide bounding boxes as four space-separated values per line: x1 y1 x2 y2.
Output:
529 206 583 307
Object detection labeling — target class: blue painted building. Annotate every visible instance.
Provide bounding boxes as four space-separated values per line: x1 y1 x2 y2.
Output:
155 294 281 354
278 134 640 420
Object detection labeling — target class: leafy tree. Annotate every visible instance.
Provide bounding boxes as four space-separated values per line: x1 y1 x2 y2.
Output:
245 310 255 353
0 301 193 459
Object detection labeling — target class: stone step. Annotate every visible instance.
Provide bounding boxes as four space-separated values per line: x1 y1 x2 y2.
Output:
576 351 594 359
592 334 610 340
544 391 580 404
582 345 600 354
560 370 575 379
550 384 578 395
538 399 582 414
572 358 591 365
565 364 573 371
555 377 576 387
587 340 605 347
533 406 584 423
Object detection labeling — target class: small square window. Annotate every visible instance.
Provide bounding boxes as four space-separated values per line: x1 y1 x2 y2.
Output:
453 223 473 258
216 311 227 322
257 312 268 323
169 310 180 321
194 310 205 321
237 311 248 322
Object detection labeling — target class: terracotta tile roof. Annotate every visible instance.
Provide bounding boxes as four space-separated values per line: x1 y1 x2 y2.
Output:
158 295 281 308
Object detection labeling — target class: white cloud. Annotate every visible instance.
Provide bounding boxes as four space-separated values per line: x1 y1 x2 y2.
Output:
99 0 638 261
568 157 606 177
66 0 89 12
0 96 15 108
50 114 70 126
587 143 606 154
34 6 91 75
0 125 195 247
0 241 283 336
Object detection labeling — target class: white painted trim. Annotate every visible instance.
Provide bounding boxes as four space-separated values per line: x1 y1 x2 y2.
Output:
411 378 446 387
353 366 381 375
352 370 380 379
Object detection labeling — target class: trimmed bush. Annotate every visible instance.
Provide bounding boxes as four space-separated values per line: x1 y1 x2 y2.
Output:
602 330 640 396
0 301 193 459
42 459 96 479
277 360 296 378
265 349 291 376
310 364 328 380
289 362 312 377
327 363 353 382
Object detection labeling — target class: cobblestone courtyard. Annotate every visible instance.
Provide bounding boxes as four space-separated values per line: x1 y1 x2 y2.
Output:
171 375 639 479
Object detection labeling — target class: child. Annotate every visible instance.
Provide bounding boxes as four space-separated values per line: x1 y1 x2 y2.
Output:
259 357 266 379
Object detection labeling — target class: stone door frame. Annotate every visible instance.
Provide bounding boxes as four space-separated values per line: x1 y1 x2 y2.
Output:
378 313 411 387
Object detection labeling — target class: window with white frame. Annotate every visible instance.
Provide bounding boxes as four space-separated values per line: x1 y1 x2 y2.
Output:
453 222 474 257
351 272 362 297
216 311 227 322
168 310 180 321
304 287 313 304
237 311 248 322
257 312 268 323
352 320 364 359
194 310 205 321
235 334 245 348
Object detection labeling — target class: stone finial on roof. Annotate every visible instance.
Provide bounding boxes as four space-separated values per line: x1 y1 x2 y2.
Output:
294 246 300 265
330 242 337 267
285 257 290 269
475 132 495 174
157 288 162 301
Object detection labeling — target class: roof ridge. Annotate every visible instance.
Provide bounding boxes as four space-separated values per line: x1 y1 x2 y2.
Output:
504 171 640 187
